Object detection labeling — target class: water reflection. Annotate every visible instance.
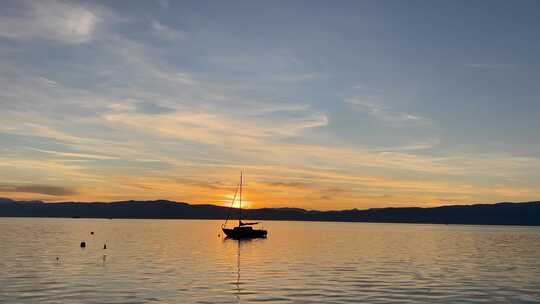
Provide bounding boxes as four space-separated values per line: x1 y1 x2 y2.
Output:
0 219 539 303
235 240 241 301
224 237 259 302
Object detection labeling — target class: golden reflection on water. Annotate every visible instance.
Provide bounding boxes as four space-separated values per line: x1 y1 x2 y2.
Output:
0 218 540 303
234 239 241 301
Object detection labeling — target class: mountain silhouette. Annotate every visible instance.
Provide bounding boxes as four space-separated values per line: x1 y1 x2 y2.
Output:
0 199 539 226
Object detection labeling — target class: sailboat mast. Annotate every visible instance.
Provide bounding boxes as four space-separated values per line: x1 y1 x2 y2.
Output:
239 171 242 225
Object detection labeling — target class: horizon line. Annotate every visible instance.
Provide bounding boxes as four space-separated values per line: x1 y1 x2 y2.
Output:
2 197 539 213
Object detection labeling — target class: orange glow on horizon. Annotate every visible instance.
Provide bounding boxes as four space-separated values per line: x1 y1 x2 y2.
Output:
1 167 537 211
221 193 253 209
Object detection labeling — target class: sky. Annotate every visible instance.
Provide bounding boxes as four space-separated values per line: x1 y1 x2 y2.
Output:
1 0 539 210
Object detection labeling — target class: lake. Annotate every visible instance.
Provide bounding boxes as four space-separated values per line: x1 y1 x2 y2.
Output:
0 218 539 303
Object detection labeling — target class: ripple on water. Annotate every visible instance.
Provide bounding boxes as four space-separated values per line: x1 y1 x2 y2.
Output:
1 219 540 303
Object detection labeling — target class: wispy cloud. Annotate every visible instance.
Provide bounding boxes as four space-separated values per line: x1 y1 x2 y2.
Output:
36 77 58 87
107 99 175 115
373 138 441 152
0 183 76 196
103 105 328 146
272 72 328 83
31 148 117 160
0 0 105 44
18 123 89 144
151 20 187 41
1 2 538 209
464 63 515 69
261 181 310 189
345 96 433 127
207 49 325 84
208 49 298 71
156 0 170 9
175 73 199 86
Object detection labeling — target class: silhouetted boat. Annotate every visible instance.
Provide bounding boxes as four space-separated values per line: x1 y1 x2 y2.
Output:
222 172 267 239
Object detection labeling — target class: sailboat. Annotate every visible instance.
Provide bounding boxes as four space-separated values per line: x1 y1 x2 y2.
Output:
221 172 268 239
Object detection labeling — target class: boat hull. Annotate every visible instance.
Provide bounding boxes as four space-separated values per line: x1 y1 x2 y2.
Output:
222 227 267 239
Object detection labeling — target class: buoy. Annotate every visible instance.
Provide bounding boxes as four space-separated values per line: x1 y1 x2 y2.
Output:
80 241 86 248
103 244 107 249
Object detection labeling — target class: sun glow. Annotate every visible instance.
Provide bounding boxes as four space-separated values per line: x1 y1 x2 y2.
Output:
222 193 252 209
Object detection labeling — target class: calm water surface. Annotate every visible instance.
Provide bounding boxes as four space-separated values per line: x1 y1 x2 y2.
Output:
0 218 539 303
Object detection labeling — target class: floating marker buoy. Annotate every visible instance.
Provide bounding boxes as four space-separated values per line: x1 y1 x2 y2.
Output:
80 241 86 248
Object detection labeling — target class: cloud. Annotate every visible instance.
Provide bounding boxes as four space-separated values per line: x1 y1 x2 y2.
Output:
156 0 170 9
175 73 199 86
464 63 515 69
22 123 89 144
0 156 103 183
36 77 58 87
353 84 367 90
373 138 441 152
272 72 327 83
207 49 311 78
31 148 117 160
0 183 77 196
107 99 175 115
345 96 432 127
261 181 310 189
174 177 229 190
0 0 103 44
103 104 328 146
1 8 537 209
209 52 325 84
319 187 347 201
151 20 186 41
135 100 175 115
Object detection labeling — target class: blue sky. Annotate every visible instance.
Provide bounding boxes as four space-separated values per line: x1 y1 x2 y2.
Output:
0 0 539 209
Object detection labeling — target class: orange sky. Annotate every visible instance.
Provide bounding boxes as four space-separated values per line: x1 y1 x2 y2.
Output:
1 1 539 210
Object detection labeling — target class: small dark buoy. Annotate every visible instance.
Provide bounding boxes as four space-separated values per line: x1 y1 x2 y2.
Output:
103 244 107 249
90 231 94 235
80 241 86 248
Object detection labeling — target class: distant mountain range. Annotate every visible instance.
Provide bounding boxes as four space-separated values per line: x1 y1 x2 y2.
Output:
1 198 539 226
